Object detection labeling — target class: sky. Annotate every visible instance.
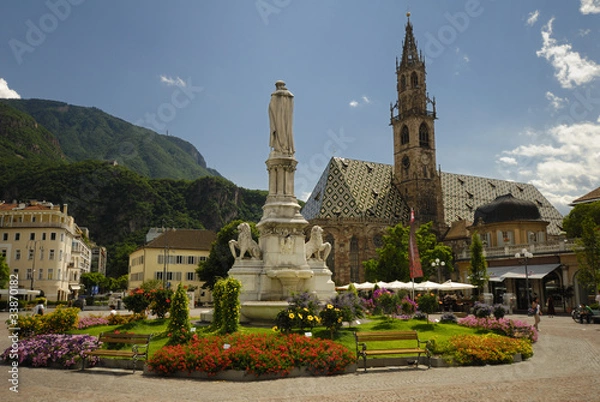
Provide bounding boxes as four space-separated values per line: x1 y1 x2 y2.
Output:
1 0 600 216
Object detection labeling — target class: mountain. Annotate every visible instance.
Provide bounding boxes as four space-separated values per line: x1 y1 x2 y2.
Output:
0 102 66 162
0 98 220 180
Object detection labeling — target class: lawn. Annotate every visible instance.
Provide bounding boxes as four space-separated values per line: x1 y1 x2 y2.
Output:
69 315 481 359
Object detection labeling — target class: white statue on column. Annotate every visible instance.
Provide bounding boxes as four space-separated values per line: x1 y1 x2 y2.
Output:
269 80 295 156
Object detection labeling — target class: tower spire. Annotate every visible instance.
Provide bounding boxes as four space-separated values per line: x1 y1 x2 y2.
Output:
401 12 421 67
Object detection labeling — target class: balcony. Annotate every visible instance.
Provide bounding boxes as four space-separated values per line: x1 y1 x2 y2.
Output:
456 240 579 261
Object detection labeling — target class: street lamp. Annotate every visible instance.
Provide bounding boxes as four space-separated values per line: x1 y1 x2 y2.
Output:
515 248 533 308
431 258 445 283
27 240 43 300
162 219 172 288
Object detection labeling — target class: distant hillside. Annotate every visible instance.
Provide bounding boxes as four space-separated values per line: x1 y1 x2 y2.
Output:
0 98 220 180
0 102 66 162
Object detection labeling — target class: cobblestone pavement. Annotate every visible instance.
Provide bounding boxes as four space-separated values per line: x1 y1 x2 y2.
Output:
1 311 599 402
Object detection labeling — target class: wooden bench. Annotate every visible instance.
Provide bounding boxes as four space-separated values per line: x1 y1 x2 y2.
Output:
81 332 151 373
354 330 430 372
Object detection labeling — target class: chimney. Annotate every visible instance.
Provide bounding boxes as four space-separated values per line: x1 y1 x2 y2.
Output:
62 204 68 215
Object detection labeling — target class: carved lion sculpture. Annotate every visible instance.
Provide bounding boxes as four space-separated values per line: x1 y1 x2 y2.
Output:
305 225 331 261
229 222 262 260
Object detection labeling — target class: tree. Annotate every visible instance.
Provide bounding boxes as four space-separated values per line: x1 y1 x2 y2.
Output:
197 220 260 290
574 217 600 293
468 233 488 298
363 221 453 282
80 272 108 294
563 201 600 238
166 283 192 345
0 254 9 289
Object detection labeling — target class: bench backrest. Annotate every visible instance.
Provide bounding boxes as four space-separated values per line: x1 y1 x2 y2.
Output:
99 333 151 345
355 330 419 343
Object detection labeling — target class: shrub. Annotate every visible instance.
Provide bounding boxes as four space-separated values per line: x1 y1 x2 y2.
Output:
166 283 192 345
13 306 80 337
331 291 365 324
122 288 150 314
147 288 174 318
439 312 457 324
107 313 145 325
212 277 242 334
492 304 507 319
274 292 321 334
472 302 492 318
77 315 110 329
147 333 355 377
318 304 343 338
370 288 400 317
458 316 538 343
416 293 438 321
440 334 533 366
1 334 101 368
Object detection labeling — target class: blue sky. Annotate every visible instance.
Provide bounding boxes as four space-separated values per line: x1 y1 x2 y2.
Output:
2 1 600 216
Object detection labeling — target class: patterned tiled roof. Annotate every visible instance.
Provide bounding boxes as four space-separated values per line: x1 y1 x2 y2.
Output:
301 158 564 236
301 157 409 222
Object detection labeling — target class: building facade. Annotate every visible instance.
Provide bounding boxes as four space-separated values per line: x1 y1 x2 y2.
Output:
128 228 216 305
0 201 92 301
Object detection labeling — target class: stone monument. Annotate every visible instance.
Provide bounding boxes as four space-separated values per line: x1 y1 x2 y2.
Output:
227 80 336 322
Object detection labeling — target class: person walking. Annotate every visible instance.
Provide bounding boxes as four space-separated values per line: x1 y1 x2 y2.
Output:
546 296 555 318
532 297 542 331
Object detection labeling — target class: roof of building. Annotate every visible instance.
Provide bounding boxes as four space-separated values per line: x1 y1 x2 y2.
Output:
301 157 564 236
301 157 409 222
145 229 216 250
0 201 61 212
570 186 600 206
473 194 543 224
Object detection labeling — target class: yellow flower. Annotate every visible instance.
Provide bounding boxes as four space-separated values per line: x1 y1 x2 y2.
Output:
289 313 295 319
298 313 303 319
327 304 333 309
307 315 314 321
272 326 278 331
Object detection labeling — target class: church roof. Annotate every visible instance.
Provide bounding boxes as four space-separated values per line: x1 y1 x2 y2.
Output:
472 194 542 224
301 157 409 222
301 158 564 236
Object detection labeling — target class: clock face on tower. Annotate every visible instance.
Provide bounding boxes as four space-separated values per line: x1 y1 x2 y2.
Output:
420 154 430 165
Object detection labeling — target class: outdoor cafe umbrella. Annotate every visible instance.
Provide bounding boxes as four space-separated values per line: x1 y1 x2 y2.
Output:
413 280 444 290
439 280 475 290
387 280 412 289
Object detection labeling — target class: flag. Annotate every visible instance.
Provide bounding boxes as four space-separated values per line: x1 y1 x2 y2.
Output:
408 209 423 279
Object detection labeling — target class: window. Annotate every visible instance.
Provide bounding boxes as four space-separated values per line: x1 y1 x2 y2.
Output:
187 272 196 281
411 72 418 88
38 269 43 280
155 272 163 281
401 125 409 145
15 233 20 241
15 250 21 260
419 123 429 148
59 250 63 261
42 233 46 240
199 256 207 262
400 75 406 91
50 233 56 241
27 269 32 280
28 249 34 260
49 249 55 260
350 236 359 283
60 234 64 242
58 269 62 281
1 249 6 258
30 233 35 241
48 269 53 280
2 233 7 241
176 255 184 264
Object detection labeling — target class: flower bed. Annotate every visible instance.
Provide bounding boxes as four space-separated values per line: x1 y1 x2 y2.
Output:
1 334 101 368
147 333 355 377
457 316 538 342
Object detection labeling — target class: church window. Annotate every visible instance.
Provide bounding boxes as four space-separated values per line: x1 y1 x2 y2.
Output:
326 234 335 276
419 123 429 148
401 125 409 145
411 72 418 88
400 75 406 91
350 237 359 282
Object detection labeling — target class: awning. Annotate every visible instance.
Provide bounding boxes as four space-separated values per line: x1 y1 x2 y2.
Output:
488 264 560 282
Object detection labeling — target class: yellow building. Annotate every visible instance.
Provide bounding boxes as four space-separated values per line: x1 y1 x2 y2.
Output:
128 228 216 305
0 200 92 301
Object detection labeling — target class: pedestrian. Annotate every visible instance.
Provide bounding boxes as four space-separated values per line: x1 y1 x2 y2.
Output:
595 290 600 307
109 304 117 316
546 296 555 318
32 298 45 316
532 297 542 331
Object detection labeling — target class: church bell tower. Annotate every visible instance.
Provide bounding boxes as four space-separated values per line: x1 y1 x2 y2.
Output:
391 13 446 234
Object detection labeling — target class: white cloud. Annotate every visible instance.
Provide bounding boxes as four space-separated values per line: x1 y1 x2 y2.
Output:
579 28 591 37
160 75 186 87
498 121 600 213
580 0 600 14
526 10 540 26
545 91 567 110
0 78 21 99
536 18 600 88
349 95 372 108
